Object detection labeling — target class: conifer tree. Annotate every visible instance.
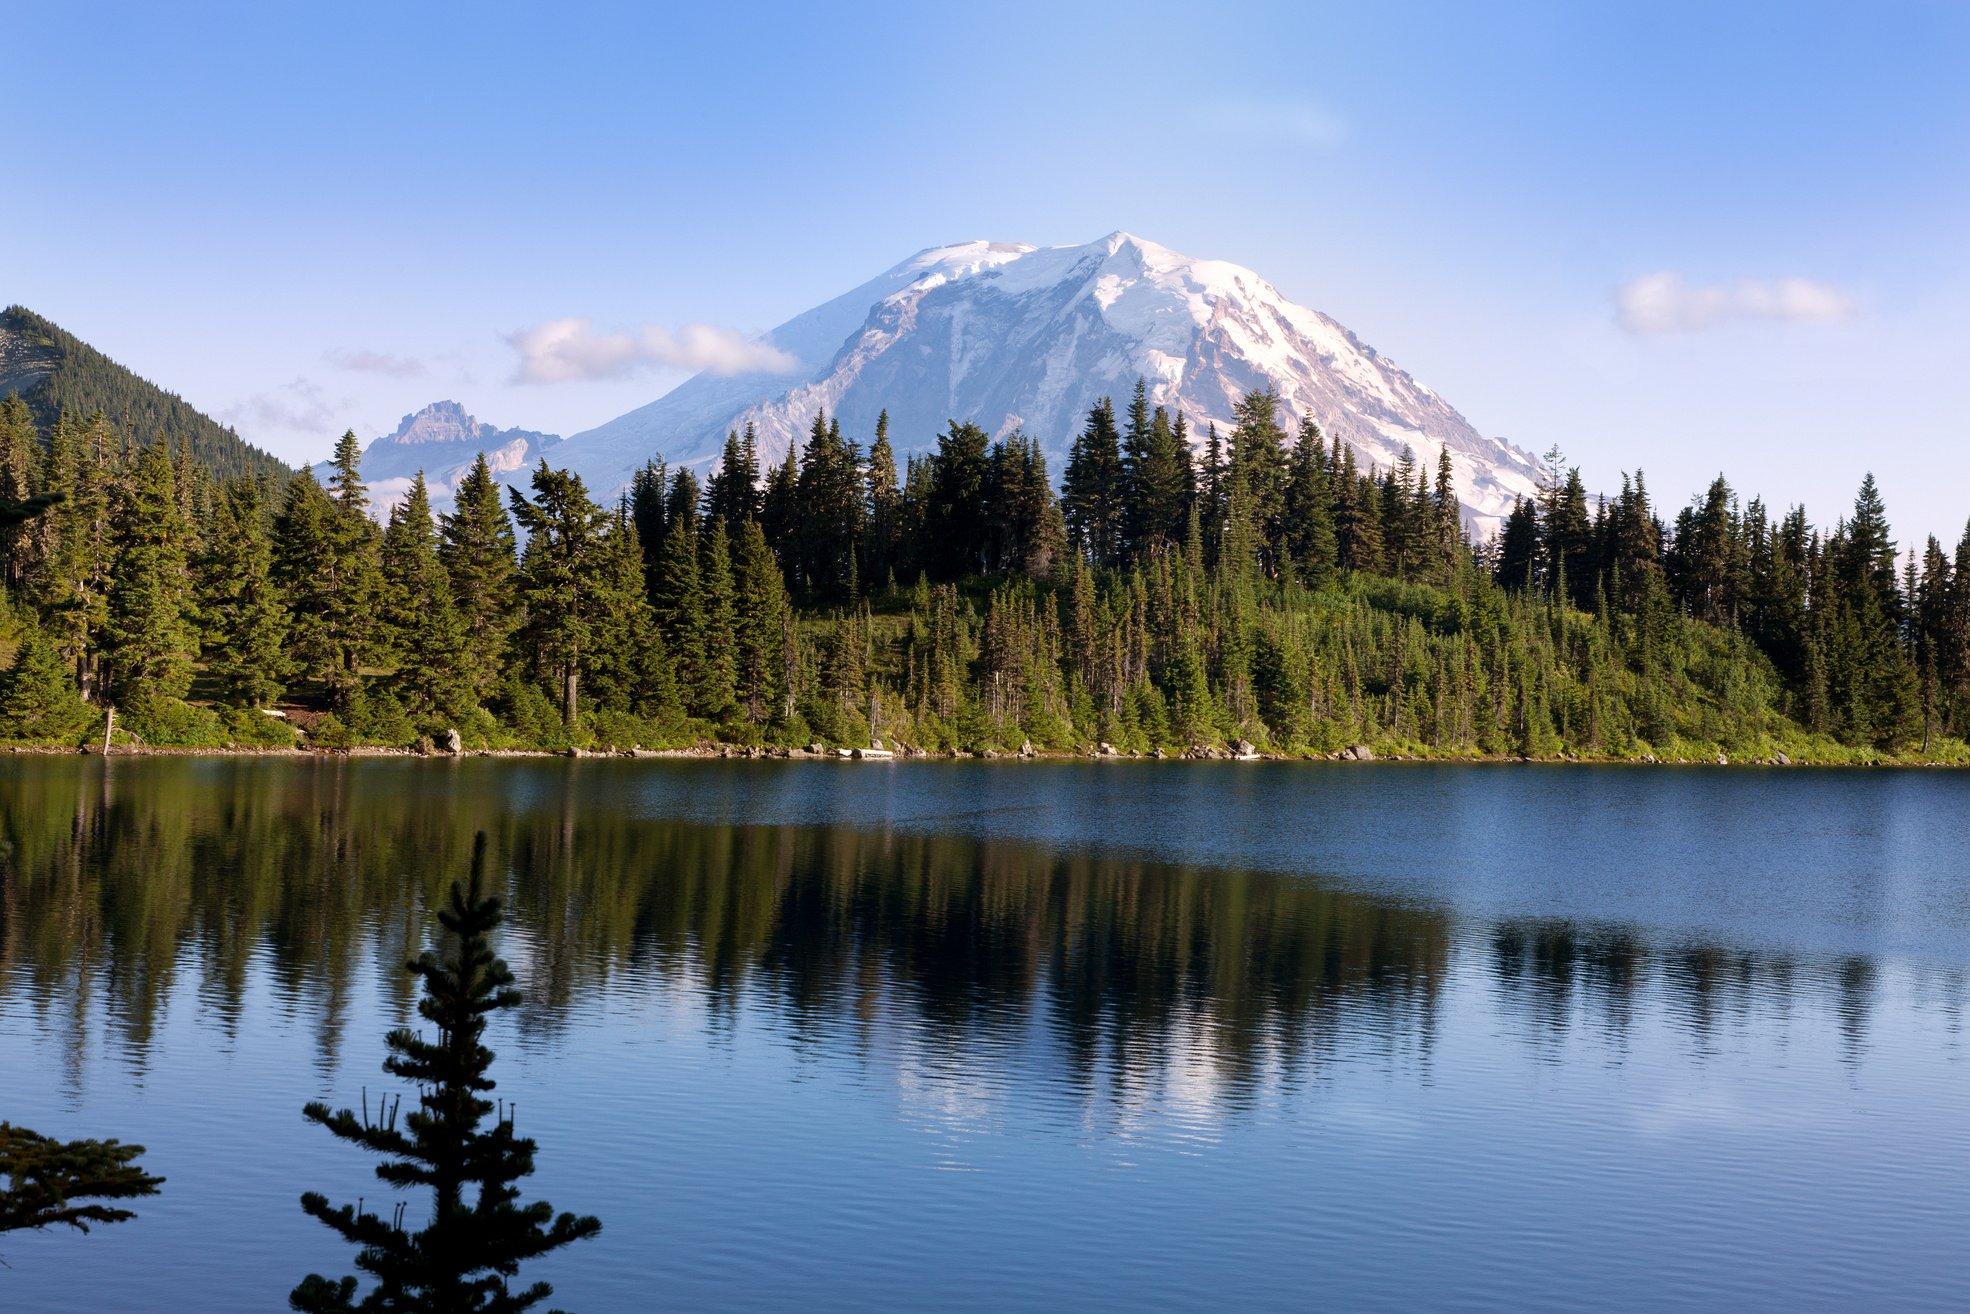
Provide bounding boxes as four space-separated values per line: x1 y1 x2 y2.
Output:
627 458 669 599
652 517 707 710
926 420 993 579
1432 445 1462 572
508 463 609 726
200 476 287 706
440 455 519 704
273 438 382 708
986 433 1062 579
1283 417 1337 587
1228 388 1290 577
1538 455 1593 608
382 474 474 730
664 468 701 539
103 439 197 717
1332 445 1384 574
0 1122 162 1234
759 445 799 568
39 412 119 700
699 524 739 718
274 471 358 705
1134 403 1193 555
0 393 45 592
704 427 762 535
864 410 902 587
733 519 788 723
172 437 213 558
292 835 601 1312
1198 421 1228 560
1063 399 1125 567
1119 378 1157 555
794 411 863 597
588 513 674 723
327 430 369 519
1495 498 1541 591
0 625 92 741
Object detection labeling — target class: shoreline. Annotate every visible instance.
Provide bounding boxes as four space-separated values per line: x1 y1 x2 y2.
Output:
3 742 1963 768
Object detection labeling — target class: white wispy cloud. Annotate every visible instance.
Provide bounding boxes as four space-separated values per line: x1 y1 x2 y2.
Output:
326 347 426 378
220 377 343 436
505 318 798 384
1198 96 1348 147
1615 272 1856 333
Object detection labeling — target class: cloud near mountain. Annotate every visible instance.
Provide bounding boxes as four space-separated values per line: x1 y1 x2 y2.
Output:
506 318 799 383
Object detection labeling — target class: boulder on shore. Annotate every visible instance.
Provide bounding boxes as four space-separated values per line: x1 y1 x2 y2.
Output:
1343 744 1375 762
442 728 463 756
1231 739 1259 759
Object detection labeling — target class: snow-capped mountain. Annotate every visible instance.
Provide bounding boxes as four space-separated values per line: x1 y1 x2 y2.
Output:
321 401 560 514
545 232 1543 529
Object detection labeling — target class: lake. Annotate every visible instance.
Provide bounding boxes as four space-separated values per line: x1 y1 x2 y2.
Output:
3 757 1969 1311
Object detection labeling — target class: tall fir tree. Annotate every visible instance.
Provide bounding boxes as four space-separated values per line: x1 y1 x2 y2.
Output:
651 517 707 713
627 458 669 600
1063 399 1125 568
199 475 288 706
1283 417 1337 587
38 412 120 699
864 409 902 588
0 393 45 592
103 439 198 718
381 473 474 731
274 471 361 706
507 463 609 726
732 518 789 723
586 512 675 724
698 525 739 719
926 420 993 580
439 454 519 705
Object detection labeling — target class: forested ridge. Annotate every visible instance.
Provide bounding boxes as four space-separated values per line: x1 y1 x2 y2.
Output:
0 306 289 483
1 380 1965 762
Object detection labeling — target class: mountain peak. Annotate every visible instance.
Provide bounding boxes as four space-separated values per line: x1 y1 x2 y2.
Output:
543 233 1542 530
320 401 561 516
383 399 501 446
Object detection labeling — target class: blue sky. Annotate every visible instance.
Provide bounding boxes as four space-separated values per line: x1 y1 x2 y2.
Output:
7 1 1968 542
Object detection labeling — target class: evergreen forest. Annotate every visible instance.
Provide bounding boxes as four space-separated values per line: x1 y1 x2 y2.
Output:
1 380 1966 763
0 307 288 483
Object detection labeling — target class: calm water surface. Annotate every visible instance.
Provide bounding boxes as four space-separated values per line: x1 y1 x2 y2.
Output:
2 758 1968 1311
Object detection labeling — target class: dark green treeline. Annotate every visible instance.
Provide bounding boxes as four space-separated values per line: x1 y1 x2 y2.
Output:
2 382 1967 760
